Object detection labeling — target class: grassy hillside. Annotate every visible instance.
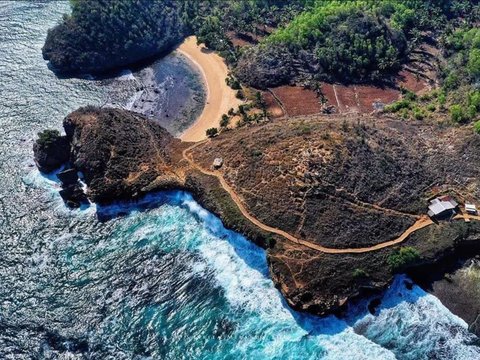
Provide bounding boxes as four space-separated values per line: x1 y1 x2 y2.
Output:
235 0 480 87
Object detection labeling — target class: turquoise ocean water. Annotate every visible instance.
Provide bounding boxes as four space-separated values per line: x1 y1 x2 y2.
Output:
1 1 480 359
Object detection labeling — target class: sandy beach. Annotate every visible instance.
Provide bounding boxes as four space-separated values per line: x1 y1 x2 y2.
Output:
177 36 242 142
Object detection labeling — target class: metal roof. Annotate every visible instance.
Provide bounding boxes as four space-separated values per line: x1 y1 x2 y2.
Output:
466 203 477 211
428 198 458 216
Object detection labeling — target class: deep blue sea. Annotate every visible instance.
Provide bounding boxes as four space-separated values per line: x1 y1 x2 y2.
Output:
1 1 480 359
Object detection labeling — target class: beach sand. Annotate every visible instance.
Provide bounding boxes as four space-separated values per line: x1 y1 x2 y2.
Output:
177 36 242 142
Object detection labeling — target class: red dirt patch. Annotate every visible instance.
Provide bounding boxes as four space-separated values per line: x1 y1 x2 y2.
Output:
319 83 337 109
333 85 359 113
270 86 322 117
320 83 400 114
355 85 400 113
263 91 285 118
396 70 431 94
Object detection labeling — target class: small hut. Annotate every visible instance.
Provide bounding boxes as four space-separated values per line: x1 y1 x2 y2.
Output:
213 157 223 169
466 203 478 215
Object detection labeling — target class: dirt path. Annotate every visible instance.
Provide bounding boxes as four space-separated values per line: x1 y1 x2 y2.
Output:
177 36 243 142
181 142 480 254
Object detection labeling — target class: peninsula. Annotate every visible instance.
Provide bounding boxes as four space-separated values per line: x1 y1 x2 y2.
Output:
34 106 480 326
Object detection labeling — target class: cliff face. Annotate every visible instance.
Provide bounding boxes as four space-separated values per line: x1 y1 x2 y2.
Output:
33 134 70 173
34 108 480 320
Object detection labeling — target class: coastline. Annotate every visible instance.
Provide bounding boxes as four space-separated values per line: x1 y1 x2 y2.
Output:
176 36 243 142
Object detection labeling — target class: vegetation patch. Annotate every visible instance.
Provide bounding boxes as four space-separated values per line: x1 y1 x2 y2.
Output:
36 129 62 149
388 247 420 271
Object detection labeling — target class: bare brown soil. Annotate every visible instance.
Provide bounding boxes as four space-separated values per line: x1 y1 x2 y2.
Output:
397 69 432 94
262 90 285 118
270 86 322 116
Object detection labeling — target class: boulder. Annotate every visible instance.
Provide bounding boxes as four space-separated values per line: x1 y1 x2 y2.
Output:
59 184 88 208
57 168 79 186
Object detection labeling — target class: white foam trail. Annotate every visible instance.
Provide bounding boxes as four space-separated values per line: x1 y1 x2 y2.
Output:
351 275 480 359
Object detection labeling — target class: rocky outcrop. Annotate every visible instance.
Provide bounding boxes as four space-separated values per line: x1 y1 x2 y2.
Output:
190 116 480 317
57 168 79 186
63 106 185 203
33 133 70 173
42 1 188 75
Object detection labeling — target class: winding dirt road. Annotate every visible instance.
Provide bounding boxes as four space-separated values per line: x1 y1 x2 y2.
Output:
182 142 480 254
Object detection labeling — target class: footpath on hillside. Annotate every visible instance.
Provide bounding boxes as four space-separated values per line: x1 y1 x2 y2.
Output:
182 141 480 254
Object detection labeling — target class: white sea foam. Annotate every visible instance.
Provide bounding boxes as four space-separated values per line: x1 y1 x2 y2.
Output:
165 191 480 359
174 192 397 359
116 69 135 81
21 183 480 358
22 167 96 216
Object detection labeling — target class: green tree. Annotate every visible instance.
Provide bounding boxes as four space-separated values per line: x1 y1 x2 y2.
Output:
468 48 480 78
206 127 218 138
220 114 230 128
450 104 468 123
387 247 420 271
36 129 61 149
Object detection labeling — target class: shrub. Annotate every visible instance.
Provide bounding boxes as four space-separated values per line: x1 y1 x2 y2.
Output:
352 268 368 279
427 103 436 112
206 127 218 138
468 91 480 111
384 99 411 113
468 48 480 78
413 107 425 120
251 149 262 157
474 120 480 134
450 104 469 123
220 114 230 128
443 73 459 90
226 75 241 90
36 129 61 149
467 105 478 120
438 92 447 107
387 247 420 271
399 108 410 119
420 93 432 101
298 124 312 135
235 90 245 100
403 89 417 101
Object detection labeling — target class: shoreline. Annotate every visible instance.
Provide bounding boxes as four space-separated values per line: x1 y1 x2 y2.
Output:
176 36 242 142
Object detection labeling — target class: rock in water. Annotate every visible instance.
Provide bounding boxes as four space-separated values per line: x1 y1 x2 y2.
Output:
33 130 70 173
57 168 79 186
59 184 88 208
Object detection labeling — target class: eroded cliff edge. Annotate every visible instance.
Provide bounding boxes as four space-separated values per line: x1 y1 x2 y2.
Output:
34 107 480 330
